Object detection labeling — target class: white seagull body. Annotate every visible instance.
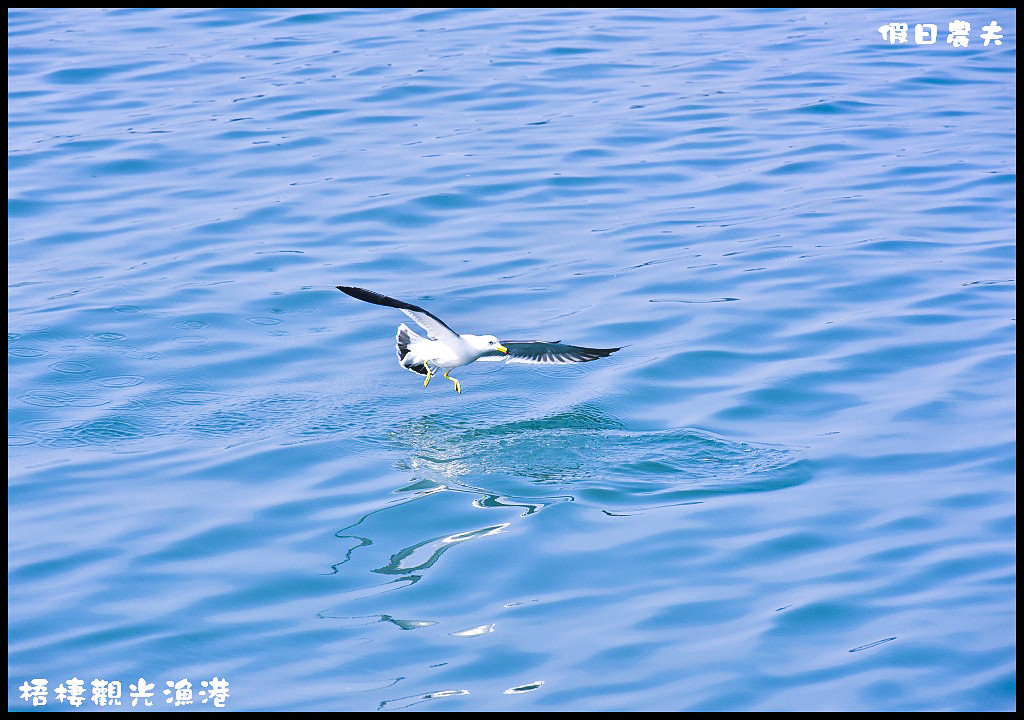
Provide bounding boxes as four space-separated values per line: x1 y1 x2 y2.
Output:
337 286 620 393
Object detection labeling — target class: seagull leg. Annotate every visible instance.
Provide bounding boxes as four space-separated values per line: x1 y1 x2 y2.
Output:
444 369 462 394
423 360 433 388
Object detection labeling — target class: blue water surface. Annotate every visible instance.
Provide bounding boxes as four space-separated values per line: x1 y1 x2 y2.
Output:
8 8 1015 712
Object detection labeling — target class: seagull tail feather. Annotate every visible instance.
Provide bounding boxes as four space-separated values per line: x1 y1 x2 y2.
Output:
396 323 428 375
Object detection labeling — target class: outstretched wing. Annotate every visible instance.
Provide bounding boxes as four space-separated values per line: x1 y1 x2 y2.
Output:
483 340 621 364
336 286 461 341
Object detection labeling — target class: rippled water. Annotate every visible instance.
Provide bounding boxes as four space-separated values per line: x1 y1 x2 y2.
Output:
9 8 1015 712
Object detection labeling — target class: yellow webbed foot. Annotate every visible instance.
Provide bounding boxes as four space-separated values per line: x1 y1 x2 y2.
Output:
444 370 462 394
423 360 432 388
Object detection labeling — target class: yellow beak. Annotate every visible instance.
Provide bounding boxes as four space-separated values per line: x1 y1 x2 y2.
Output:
499 345 509 354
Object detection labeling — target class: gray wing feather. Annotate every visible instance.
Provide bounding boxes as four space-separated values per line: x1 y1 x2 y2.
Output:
500 341 621 364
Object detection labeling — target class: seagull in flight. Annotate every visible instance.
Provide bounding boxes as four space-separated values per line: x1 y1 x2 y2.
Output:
337 286 620 393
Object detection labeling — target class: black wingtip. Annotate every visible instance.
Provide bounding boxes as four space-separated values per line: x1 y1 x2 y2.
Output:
336 285 405 307
337 285 381 303
574 345 622 357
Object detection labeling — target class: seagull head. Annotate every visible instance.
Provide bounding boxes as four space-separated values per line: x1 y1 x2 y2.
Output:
467 334 508 357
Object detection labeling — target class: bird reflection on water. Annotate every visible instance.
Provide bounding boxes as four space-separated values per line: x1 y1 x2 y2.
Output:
327 405 808 580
